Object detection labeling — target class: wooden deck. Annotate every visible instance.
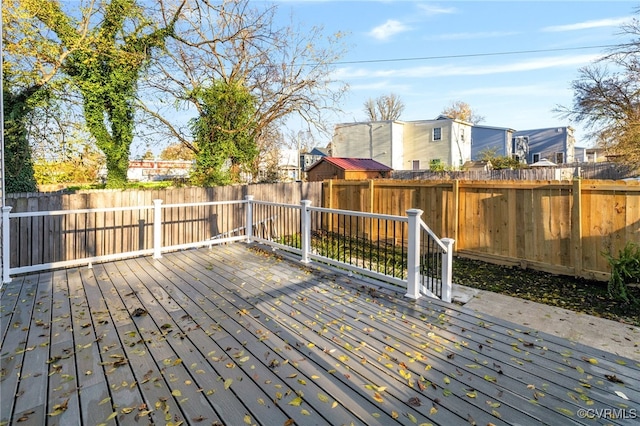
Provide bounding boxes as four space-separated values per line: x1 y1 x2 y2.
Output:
1 243 639 426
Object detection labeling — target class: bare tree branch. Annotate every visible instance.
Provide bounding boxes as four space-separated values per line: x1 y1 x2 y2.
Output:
138 0 349 181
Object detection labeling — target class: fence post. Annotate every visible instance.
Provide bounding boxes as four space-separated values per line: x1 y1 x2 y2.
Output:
571 179 583 277
300 200 312 263
440 238 455 303
153 199 163 259
2 206 12 284
405 208 423 299
245 195 254 243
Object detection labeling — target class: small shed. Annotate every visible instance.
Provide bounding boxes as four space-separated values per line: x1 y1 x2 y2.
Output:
462 160 492 171
529 158 557 167
306 157 392 181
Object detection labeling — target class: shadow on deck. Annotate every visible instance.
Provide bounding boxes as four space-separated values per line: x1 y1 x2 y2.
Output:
1 243 639 425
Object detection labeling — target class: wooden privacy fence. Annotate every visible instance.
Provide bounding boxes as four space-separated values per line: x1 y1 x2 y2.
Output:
323 179 640 280
4 182 322 268
391 162 637 181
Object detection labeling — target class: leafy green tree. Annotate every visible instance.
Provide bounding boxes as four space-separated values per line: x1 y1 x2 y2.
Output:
189 81 258 186
160 143 195 161
24 0 184 188
2 0 70 192
141 150 155 160
478 147 522 170
2 82 39 192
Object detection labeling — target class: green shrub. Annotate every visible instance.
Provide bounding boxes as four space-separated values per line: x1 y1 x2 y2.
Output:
603 242 640 304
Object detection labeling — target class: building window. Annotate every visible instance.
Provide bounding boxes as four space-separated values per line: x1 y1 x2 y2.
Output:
555 152 564 164
532 153 540 163
432 127 442 141
412 160 420 170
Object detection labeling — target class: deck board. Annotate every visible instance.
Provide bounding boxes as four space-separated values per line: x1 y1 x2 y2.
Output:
1 243 639 425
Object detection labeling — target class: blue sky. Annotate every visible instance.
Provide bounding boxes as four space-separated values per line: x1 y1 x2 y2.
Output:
273 0 638 148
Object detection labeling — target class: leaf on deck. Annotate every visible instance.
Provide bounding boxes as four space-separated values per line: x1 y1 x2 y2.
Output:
132 308 147 317
47 399 69 417
605 374 624 384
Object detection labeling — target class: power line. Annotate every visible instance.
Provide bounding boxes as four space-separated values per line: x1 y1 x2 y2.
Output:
329 43 630 66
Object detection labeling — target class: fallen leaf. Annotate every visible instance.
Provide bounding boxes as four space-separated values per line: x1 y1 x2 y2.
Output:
615 390 629 400
132 308 147 317
288 396 303 406
605 374 624 384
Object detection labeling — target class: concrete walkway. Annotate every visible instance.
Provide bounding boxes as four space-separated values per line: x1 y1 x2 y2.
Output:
453 284 640 361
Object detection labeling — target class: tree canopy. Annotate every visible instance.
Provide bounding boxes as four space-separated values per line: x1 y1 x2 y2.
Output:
3 0 347 189
556 12 640 166
441 101 485 125
189 80 258 186
363 93 405 121
2 0 71 192
22 0 185 188
140 0 348 182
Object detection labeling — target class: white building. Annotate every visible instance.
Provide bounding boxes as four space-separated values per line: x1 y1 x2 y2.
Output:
331 116 473 170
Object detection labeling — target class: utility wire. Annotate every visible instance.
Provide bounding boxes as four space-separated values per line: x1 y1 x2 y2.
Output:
327 43 631 66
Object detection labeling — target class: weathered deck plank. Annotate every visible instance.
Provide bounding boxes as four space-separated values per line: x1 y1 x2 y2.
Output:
132 253 365 425
72 267 117 426
12 272 54 426
143 253 393 426
1 243 639 426
169 248 492 425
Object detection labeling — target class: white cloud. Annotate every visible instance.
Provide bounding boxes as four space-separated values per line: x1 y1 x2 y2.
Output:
368 19 410 41
542 17 631 32
416 4 456 16
336 53 600 79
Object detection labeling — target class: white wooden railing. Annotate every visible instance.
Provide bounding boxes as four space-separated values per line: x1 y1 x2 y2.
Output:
2 196 454 302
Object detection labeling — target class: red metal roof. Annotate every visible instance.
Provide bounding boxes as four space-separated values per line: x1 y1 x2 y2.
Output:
315 157 392 171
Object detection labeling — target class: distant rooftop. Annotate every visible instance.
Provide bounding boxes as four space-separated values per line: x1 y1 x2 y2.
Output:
317 157 392 171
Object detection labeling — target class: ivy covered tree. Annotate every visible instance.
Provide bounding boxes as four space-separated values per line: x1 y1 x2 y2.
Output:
189 81 258 186
2 82 39 192
23 0 184 188
2 0 69 192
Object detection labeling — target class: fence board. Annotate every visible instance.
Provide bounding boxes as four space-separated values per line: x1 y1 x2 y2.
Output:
5 182 322 268
324 179 640 281
8 179 640 282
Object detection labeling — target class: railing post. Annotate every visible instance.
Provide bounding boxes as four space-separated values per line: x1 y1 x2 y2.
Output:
2 206 12 284
405 208 423 299
153 199 163 259
245 195 254 243
300 200 312 263
440 238 455 303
